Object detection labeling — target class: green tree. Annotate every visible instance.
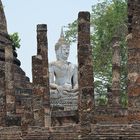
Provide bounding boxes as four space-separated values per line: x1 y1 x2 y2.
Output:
9 32 21 50
65 0 127 106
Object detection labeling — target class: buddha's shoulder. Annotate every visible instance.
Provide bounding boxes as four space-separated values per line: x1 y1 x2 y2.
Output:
68 62 77 69
49 61 62 67
49 61 77 69
68 62 77 66
49 61 57 66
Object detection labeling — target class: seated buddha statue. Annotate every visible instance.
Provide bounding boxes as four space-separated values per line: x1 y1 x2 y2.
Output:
49 29 78 108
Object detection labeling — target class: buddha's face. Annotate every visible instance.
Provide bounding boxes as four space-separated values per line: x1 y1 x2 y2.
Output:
56 44 70 61
61 44 70 60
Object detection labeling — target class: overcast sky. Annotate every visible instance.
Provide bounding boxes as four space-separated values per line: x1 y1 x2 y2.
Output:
2 0 100 80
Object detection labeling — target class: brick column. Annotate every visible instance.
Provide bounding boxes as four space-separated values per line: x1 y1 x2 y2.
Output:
108 37 121 107
127 0 140 122
32 24 51 127
78 12 94 136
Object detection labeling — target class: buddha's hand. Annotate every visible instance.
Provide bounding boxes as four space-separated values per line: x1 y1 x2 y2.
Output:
50 83 64 94
50 83 58 90
71 84 78 92
56 85 64 94
63 83 72 92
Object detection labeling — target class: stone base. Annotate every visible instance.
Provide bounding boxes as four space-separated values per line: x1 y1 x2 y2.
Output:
51 110 79 126
51 98 78 111
1 124 140 139
94 107 128 124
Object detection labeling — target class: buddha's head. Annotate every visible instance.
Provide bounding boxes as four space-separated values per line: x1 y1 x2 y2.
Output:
55 28 70 61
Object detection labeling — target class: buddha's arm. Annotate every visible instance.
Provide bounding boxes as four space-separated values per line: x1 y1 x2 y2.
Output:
49 64 57 89
49 64 64 93
50 83 58 89
72 65 78 91
49 77 63 93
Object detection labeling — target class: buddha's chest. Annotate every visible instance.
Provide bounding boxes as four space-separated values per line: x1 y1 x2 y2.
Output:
54 65 74 78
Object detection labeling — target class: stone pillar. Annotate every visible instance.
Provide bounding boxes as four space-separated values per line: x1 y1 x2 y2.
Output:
32 24 51 127
127 0 140 122
108 37 121 107
5 45 16 125
78 12 94 136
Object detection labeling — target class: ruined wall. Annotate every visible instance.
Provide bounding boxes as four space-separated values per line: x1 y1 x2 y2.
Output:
1 0 140 138
0 0 33 127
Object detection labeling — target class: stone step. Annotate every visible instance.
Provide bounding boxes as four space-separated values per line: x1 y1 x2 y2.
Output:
14 65 25 75
13 57 21 66
88 135 140 140
14 71 30 86
23 132 78 140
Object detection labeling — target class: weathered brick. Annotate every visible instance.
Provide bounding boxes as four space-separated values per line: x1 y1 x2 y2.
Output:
128 0 140 123
32 24 51 127
78 12 94 136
